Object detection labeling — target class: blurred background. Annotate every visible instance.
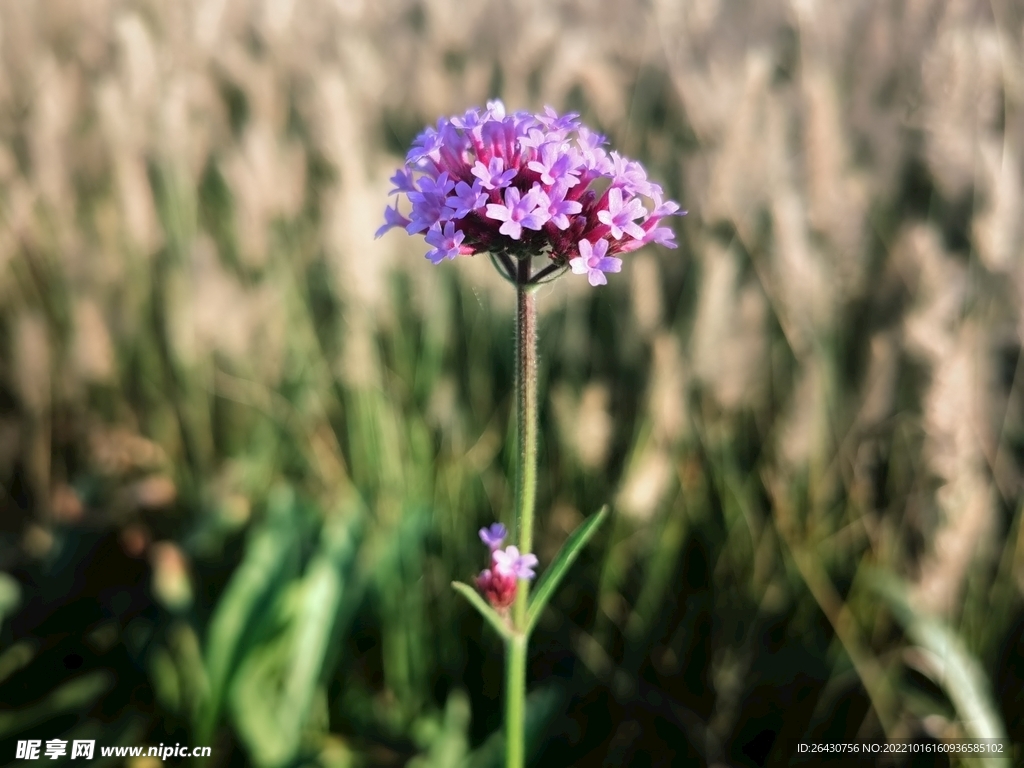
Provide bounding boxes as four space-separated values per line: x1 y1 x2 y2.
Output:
1 0 1023 765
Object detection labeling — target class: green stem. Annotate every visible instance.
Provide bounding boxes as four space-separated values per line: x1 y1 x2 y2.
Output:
506 257 538 768
505 635 527 768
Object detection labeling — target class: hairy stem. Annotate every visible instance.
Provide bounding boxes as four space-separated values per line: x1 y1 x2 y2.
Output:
514 257 539 580
506 256 538 768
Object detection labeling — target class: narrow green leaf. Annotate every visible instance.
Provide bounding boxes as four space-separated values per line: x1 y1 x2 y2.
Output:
451 581 514 641
526 505 609 633
866 569 1011 764
231 499 364 768
199 485 297 741
279 514 360 761
229 633 290 767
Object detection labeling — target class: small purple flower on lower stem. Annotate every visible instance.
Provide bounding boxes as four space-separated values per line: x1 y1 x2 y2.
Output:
479 523 507 550
492 546 539 580
476 537 538 609
570 238 622 286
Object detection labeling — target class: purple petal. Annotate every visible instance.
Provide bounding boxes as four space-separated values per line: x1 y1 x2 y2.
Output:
515 553 539 579
388 168 416 195
498 220 523 240
484 203 512 223
479 523 507 549
376 204 410 239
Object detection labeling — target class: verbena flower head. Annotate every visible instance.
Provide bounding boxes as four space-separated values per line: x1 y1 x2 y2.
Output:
377 100 684 285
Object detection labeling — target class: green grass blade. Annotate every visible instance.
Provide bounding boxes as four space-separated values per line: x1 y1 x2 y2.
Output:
526 505 609 634
277 509 362 764
199 485 298 741
451 581 514 641
866 569 1011 764
232 512 362 768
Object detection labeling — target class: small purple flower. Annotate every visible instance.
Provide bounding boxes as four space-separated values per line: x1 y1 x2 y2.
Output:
608 152 658 198
527 143 581 187
649 192 681 219
452 107 485 132
472 157 517 191
536 106 581 134
479 523 507 550
406 171 455 234
570 238 622 286
517 127 549 151
446 180 487 219
485 185 549 240
597 187 647 241
424 221 465 264
483 99 507 120
634 194 684 250
375 204 411 239
575 126 611 174
406 126 443 165
388 168 417 196
542 181 583 230
492 546 539 580
641 225 678 249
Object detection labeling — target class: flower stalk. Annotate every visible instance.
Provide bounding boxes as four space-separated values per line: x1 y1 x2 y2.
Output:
505 634 528 768
514 256 539 600
506 257 539 768
381 100 679 768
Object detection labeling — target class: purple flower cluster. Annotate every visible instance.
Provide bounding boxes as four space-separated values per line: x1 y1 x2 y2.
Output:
475 523 539 610
377 100 683 286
